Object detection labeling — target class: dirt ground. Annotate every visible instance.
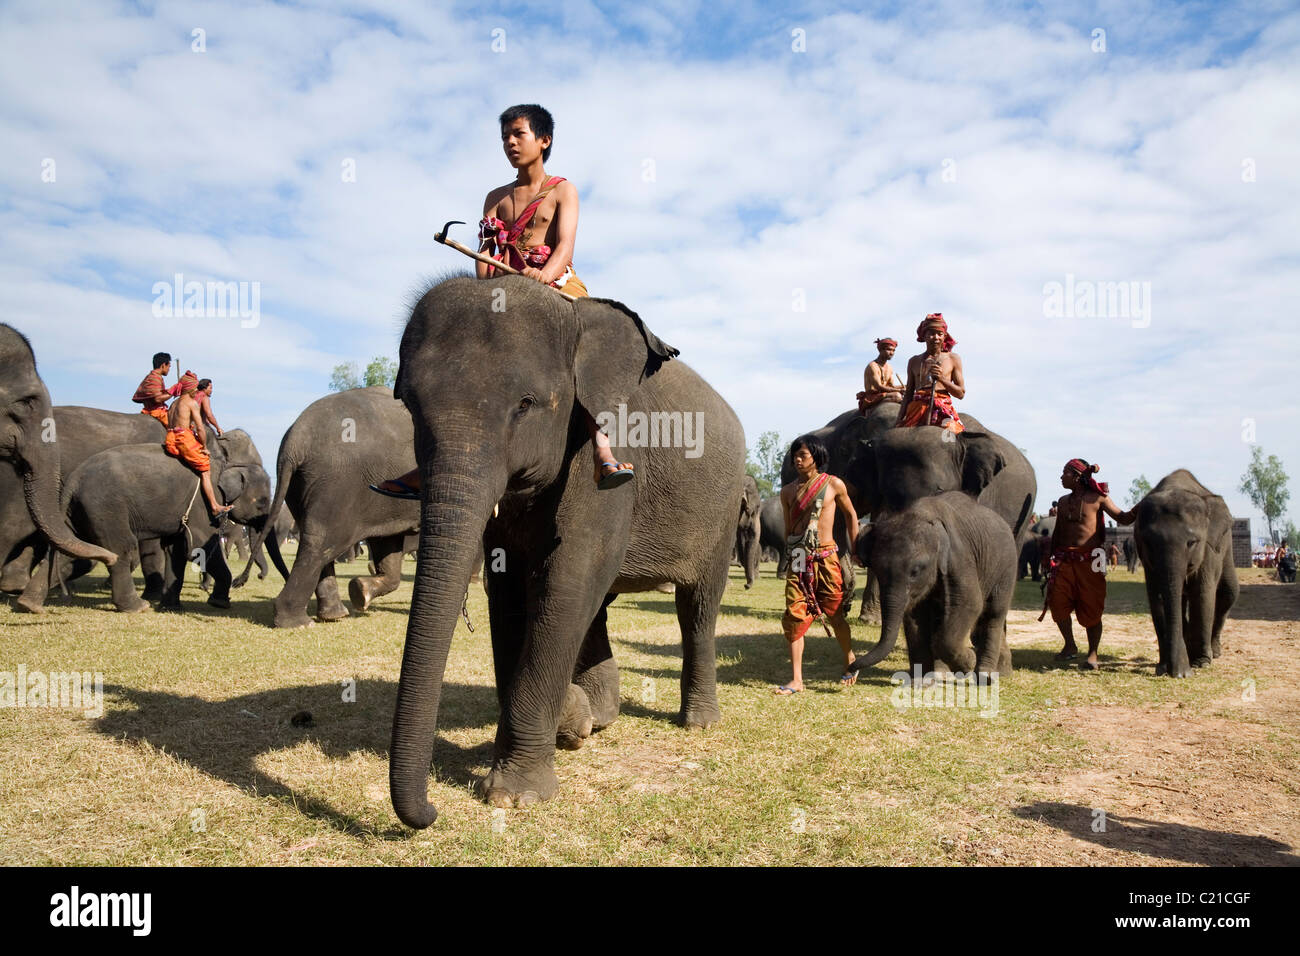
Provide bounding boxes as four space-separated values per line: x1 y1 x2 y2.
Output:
986 569 1300 866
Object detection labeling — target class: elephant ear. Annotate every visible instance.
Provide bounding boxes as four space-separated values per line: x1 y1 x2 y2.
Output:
958 432 1005 496
573 298 679 422
847 439 878 515
217 465 247 505
936 521 952 577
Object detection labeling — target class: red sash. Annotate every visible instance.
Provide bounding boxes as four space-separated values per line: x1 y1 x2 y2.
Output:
791 473 830 527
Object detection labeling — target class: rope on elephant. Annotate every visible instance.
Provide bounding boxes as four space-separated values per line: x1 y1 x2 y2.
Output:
460 587 475 633
179 476 202 559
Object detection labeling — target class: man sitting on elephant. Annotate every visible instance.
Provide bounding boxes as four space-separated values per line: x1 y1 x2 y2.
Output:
857 337 904 414
372 103 632 501
196 378 223 437
1041 459 1135 670
777 434 861 694
163 371 232 519
132 351 180 425
897 313 965 432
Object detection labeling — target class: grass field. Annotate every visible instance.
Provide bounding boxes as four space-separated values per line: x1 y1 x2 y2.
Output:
2 549 1297 866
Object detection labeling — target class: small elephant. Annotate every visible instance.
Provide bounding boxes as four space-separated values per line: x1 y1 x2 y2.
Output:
759 495 786 574
1134 470 1238 677
62 430 272 612
851 491 1016 677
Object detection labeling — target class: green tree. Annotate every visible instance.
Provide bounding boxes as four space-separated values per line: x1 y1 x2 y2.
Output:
1127 474 1152 507
1239 446 1290 541
747 430 785 498
364 356 398 389
329 361 361 392
1278 518 1299 547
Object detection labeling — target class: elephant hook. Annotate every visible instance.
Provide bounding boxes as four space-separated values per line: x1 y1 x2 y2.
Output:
433 219 578 302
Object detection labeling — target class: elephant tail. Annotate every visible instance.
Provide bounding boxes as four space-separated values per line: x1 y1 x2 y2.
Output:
234 445 293 589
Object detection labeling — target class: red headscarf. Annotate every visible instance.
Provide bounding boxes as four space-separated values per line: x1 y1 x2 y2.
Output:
1065 459 1109 496
874 337 898 349
916 313 956 352
178 370 199 394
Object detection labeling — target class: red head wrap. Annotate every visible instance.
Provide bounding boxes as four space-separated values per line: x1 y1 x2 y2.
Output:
1065 459 1108 496
916 313 956 352
874 337 898 349
178 370 199 394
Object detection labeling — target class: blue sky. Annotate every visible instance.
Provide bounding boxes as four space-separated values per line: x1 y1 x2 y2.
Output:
3 0 1298 537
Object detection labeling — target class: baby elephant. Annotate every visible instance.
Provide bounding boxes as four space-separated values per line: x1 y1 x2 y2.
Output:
851 491 1016 677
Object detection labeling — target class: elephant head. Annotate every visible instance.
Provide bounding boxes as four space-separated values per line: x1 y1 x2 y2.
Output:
388 276 676 829
211 430 272 527
0 325 116 566
854 503 949 669
848 427 1005 516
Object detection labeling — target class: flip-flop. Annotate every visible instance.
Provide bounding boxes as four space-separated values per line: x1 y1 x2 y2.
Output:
1054 651 1079 662
773 684 802 696
369 479 420 500
1078 659 1100 672
597 461 634 490
840 671 858 686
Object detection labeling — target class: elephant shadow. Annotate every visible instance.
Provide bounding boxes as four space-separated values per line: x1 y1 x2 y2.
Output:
1013 801 1298 865
615 630 899 693
1010 648 1155 673
95 679 498 838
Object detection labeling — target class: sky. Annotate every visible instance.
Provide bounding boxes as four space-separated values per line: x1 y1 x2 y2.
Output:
2 0 1298 540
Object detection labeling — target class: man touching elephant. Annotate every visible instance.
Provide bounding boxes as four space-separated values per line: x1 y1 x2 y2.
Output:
1042 459 1135 670
777 434 861 694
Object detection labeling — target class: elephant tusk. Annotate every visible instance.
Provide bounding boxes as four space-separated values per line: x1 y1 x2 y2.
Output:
493 502 499 519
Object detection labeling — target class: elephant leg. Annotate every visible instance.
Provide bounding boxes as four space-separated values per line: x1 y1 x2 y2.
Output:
13 553 51 613
271 529 335 628
1145 578 1171 675
936 605 979 675
1186 573 1216 667
1 544 35 593
673 542 730 730
314 561 348 621
568 594 621 742
254 544 268 579
205 538 232 609
481 548 622 808
158 536 190 610
971 609 1010 676
1211 563 1238 659
902 608 929 676
858 568 882 624
348 534 405 612
140 539 166 601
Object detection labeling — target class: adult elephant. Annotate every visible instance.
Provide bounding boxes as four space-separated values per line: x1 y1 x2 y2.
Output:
0 326 120 592
1134 470 1239 677
734 474 761 588
2 405 174 610
235 387 419 628
61 430 272 611
389 277 745 829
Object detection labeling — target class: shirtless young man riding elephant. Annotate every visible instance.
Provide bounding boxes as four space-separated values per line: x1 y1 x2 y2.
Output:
372 104 631 500
897 313 965 432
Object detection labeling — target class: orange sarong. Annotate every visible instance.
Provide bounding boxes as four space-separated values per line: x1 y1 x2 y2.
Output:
1048 548 1106 628
142 406 169 425
782 544 845 642
899 388 965 432
163 427 210 474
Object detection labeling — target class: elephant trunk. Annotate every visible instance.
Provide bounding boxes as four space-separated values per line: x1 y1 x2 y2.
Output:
857 587 906 669
22 450 117 567
389 454 501 829
1153 556 1186 671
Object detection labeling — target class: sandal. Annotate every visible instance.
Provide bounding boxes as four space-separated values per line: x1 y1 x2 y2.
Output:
773 684 802 696
840 671 858 686
596 460 634 490
369 478 421 500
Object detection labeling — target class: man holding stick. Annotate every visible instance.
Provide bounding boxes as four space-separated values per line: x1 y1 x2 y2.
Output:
896 313 965 432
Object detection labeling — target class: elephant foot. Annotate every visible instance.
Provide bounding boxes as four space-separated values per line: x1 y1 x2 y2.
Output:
1156 661 1191 678
1191 656 1212 668
316 606 350 623
12 597 47 614
274 614 314 629
348 576 374 612
679 701 721 730
1211 642 1222 659
557 684 594 750
117 599 153 614
478 763 558 808
141 585 164 601
156 601 183 614
858 605 882 626
207 595 232 610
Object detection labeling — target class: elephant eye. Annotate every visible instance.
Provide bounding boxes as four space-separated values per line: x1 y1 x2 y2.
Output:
515 395 535 414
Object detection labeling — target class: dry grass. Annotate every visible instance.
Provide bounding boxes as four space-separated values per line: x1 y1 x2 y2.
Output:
1 553 1296 866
